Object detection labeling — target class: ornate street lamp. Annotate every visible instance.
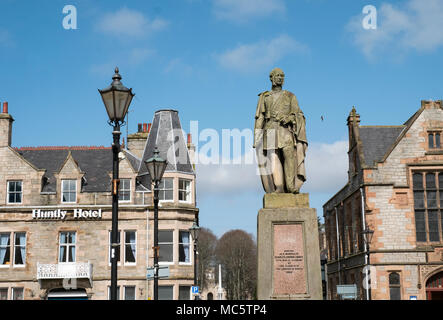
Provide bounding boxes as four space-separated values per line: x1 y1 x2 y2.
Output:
99 67 134 300
361 227 374 300
145 147 167 300
189 219 200 300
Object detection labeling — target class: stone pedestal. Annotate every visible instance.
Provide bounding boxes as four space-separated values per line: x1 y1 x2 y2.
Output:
257 193 322 300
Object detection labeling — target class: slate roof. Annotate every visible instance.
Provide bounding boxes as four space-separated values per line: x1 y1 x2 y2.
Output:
16 147 114 193
138 109 194 176
359 126 405 167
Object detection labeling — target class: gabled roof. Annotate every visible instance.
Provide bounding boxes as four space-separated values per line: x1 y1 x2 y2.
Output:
138 109 194 176
16 147 113 193
359 126 405 167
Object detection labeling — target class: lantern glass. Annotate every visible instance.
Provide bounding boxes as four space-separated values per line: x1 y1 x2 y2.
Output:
145 148 167 182
189 220 200 241
99 68 134 124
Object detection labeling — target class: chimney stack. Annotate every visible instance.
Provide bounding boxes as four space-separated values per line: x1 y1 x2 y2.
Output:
2 102 8 114
0 101 14 147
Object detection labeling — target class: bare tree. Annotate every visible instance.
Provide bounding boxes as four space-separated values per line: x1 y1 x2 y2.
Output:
215 229 257 300
196 228 218 291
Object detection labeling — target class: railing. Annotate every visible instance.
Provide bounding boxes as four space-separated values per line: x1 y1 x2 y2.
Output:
37 262 93 282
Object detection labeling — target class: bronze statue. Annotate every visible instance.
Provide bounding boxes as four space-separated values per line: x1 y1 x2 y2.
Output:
254 68 307 194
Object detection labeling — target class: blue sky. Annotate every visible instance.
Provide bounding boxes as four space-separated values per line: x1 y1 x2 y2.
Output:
1 0 443 238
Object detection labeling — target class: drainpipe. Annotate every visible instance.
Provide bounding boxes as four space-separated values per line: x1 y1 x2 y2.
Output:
360 187 370 301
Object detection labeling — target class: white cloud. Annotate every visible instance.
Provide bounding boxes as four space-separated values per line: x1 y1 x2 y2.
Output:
347 0 443 60
196 140 349 198
304 140 348 193
164 58 193 75
95 7 168 38
216 34 309 73
213 0 285 22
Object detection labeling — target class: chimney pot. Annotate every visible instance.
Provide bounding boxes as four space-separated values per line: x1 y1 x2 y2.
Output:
2 102 8 114
147 123 152 133
187 133 192 144
143 123 147 132
138 123 142 133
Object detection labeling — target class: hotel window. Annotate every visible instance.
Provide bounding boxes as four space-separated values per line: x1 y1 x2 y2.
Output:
62 180 77 203
178 231 190 263
413 172 443 242
108 286 120 300
179 179 191 202
158 285 173 300
124 231 136 264
179 286 191 300
0 233 10 266
12 288 24 300
59 232 76 263
7 181 22 204
159 178 173 201
124 286 136 300
428 132 441 149
14 233 26 266
108 231 121 264
0 288 7 300
159 230 173 263
119 179 131 202
389 272 401 300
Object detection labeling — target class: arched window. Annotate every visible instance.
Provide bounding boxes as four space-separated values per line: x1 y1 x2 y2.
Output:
389 272 401 300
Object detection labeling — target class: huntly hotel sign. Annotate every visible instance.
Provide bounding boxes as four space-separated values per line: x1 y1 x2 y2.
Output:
32 208 103 220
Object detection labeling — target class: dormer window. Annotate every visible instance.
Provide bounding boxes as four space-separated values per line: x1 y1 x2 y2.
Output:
61 180 77 203
428 131 441 149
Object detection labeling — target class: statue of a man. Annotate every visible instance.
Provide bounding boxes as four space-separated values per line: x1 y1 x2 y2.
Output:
253 68 308 194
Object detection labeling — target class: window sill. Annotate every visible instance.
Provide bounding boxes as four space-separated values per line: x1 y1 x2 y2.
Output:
0 265 10 268
124 263 137 267
13 265 25 268
426 150 443 155
179 262 192 266
159 262 173 265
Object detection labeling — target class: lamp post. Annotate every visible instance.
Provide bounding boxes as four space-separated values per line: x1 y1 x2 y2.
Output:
99 67 134 300
145 147 167 300
189 219 200 300
361 227 374 300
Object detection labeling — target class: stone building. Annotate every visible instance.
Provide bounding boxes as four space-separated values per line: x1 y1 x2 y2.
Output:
0 102 198 300
323 100 443 300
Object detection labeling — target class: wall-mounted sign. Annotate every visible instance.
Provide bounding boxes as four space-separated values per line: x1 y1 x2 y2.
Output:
32 209 103 220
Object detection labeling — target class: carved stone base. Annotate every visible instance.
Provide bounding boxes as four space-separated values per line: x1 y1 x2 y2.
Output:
257 193 322 300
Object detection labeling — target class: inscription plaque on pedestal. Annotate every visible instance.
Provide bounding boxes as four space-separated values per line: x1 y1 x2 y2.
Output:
273 224 306 295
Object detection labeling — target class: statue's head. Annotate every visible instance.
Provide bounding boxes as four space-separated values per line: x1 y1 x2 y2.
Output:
269 68 285 87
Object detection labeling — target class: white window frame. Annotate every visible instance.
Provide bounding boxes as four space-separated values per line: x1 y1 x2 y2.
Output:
119 178 131 203
108 230 121 266
158 230 174 265
178 231 191 265
13 232 26 267
124 286 136 300
124 230 137 265
178 179 192 203
158 285 174 300
7 181 23 204
159 178 174 203
12 287 24 300
61 179 77 203
0 233 11 268
59 231 76 263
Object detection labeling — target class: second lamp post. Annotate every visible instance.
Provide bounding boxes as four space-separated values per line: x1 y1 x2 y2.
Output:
145 147 167 300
